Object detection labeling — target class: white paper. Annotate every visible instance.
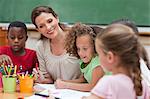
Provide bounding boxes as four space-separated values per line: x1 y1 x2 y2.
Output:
25 84 90 99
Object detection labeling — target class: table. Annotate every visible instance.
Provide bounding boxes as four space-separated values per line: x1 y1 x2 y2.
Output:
0 92 33 99
26 84 90 99
0 84 91 99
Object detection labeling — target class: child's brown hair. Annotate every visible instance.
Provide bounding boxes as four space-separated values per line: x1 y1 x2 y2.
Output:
111 18 150 69
65 23 97 58
96 24 142 96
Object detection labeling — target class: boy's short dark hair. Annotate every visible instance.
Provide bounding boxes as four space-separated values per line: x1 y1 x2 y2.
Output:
8 21 27 34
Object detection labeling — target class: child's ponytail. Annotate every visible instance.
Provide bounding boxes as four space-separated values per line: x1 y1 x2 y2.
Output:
130 40 143 96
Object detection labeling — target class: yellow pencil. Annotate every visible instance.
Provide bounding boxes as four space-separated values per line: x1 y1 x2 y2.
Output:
14 65 17 75
22 73 24 79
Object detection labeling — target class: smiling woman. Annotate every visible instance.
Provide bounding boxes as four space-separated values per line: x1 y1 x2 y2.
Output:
31 6 81 84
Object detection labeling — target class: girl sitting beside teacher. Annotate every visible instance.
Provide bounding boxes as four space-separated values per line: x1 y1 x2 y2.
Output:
55 23 108 92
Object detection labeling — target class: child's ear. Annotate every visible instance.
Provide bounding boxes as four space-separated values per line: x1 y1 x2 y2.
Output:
107 51 115 63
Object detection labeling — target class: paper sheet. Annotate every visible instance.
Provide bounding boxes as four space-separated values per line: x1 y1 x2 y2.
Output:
25 84 90 99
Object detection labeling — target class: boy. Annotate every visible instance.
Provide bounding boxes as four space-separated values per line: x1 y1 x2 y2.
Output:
0 21 38 74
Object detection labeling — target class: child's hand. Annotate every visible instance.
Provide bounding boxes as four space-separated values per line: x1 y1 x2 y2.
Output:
0 54 13 65
55 79 66 89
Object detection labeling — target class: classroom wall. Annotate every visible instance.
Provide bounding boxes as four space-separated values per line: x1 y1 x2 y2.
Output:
0 28 8 46
0 22 149 57
1 24 149 46
0 24 149 59
0 0 150 26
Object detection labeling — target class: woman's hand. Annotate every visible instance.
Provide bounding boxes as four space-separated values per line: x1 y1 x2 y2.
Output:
32 68 44 82
0 54 13 65
32 68 54 84
55 79 66 89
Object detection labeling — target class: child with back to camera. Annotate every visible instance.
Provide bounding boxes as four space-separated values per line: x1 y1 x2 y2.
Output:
0 21 38 74
111 18 150 86
111 18 150 68
55 23 105 92
83 24 150 99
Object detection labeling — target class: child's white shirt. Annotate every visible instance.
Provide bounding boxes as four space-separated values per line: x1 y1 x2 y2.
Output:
140 58 150 86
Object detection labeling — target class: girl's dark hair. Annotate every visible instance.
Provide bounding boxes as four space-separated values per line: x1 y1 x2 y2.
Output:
8 21 27 34
65 23 97 58
96 24 142 96
111 18 150 69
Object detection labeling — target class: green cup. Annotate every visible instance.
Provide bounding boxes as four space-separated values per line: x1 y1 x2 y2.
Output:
2 75 16 93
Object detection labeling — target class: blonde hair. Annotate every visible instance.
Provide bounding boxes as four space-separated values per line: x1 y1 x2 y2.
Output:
96 24 142 96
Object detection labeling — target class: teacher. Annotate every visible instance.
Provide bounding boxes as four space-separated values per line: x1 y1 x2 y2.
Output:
31 6 81 83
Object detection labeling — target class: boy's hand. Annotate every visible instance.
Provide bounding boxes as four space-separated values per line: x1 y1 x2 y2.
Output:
0 54 13 65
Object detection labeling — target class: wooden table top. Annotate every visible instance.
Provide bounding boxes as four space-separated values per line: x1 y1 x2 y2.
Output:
0 92 33 99
0 88 33 99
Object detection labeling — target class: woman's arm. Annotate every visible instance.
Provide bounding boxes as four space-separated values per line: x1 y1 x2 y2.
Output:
34 41 54 83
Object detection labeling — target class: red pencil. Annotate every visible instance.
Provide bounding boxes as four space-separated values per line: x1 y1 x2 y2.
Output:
35 63 38 71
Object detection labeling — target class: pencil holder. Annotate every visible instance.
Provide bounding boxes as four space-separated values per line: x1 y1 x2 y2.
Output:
2 75 16 93
19 77 34 93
